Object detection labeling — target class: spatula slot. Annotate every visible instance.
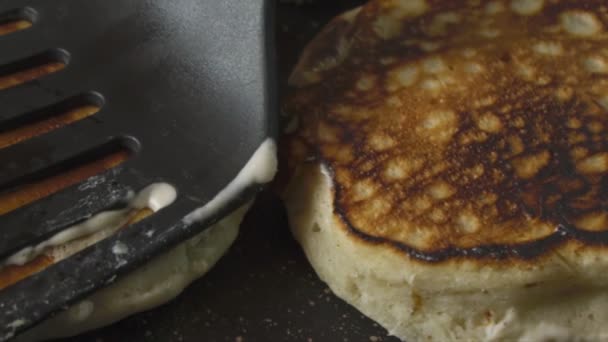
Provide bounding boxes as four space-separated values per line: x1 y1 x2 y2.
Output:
0 7 36 36
0 48 69 91
0 139 134 216
0 92 104 149
0 204 153 291
0 254 52 291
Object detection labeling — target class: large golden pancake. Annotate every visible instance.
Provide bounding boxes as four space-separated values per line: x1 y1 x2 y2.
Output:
283 0 608 340
286 0 608 261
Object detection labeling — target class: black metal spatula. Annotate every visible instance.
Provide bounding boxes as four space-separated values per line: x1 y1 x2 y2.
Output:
0 0 276 339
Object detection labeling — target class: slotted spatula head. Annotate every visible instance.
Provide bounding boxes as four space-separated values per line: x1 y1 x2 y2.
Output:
0 0 276 339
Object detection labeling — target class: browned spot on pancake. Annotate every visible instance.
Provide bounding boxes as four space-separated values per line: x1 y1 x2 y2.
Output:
285 0 608 261
577 153 608 174
412 291 424 313
512 150 551 179
575 211 608 231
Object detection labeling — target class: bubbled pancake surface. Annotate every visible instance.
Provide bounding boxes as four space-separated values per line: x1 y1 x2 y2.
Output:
285 0 608 261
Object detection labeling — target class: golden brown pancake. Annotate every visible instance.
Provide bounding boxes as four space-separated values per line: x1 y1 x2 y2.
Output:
283 0 608 340
286 0 608 261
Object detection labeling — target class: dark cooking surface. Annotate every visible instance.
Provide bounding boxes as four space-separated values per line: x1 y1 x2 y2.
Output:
62 1 399 341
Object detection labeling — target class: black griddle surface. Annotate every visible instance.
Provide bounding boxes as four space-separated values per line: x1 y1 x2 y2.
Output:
61 2 399 341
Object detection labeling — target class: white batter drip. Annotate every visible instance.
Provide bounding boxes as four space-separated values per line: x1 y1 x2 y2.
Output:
183 138 278 224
